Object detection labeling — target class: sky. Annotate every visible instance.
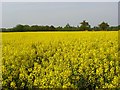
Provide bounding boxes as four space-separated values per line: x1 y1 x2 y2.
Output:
118 2 120 25
1 0 119 2
2 2 118 28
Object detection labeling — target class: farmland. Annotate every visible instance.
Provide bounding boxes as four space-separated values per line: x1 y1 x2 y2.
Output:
2 31 120 89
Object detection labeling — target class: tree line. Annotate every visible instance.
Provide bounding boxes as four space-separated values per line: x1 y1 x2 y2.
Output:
1 20 119 32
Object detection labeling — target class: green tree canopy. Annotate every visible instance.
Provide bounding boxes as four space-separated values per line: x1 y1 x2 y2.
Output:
99 22 109 31
13 24 24 32
80 20 91 31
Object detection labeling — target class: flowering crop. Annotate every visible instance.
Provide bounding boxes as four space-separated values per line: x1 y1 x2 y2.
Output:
2 31 120 89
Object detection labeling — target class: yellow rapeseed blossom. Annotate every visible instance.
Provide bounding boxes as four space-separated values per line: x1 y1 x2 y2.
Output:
2 31 119 89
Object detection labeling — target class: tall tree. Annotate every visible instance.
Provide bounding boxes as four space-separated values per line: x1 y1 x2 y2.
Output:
80 20 91 31
99 22 109 31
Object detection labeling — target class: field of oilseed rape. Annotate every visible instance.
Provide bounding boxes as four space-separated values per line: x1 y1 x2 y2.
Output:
2 31 120 89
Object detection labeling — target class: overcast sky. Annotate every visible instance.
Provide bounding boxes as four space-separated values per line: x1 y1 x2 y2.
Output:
2 2 118 28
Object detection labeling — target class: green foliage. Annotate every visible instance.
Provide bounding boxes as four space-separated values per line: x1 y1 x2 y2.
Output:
99 22 109 31
80 20 91 31
13 24 25 32
1 21 119 32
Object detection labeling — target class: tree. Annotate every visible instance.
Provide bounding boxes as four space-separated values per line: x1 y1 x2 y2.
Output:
13 24 24 32
80 20 91 31
31 25 39 31
118 25 120 30
56 26 63 31
63 23 73 31
50 25 55 30
93 26 100 31
23 25 30 31
1 28 7 32
64 23 71 29
98 22 109 31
